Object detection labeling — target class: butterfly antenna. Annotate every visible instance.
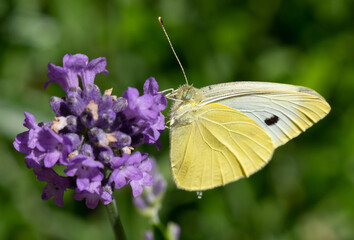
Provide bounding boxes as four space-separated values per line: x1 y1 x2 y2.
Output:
158 17 189 85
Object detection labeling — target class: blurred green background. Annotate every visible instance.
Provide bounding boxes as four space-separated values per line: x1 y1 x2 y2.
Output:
1 0 353 239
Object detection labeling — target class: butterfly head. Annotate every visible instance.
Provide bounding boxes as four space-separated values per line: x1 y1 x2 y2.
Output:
167 84 205 123
170 84 205 103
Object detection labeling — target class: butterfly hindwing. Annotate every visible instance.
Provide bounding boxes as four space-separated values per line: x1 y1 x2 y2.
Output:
170 103 274 191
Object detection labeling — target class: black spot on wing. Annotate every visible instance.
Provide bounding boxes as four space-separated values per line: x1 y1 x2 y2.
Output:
264 115 279 126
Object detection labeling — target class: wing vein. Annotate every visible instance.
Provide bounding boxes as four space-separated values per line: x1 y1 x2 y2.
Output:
196 122 229 183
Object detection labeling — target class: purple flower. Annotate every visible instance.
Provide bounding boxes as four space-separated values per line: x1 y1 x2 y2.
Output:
142 78 167 146
123 87 157 120
130 161 153 197
122 77 167 147
13 131 31 155
143 77 168 113
72 182 113 209
24 149 45 168
98 146 114 164
64 155 104 191
109 153 144 188
109 152 153 197
133 158 167 210
44 54 108 93
79 143 94 157
34 167 72 207
143 112 165 148
79 57 109 88
14 54 166 209
13 112 42 154
45 54 87 92
36 128 72 167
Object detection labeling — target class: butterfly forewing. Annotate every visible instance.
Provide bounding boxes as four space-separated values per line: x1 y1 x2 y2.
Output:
170 103 274 191
200 82 330 148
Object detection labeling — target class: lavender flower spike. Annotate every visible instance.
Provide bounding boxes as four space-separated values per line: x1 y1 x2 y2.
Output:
14 53 166 209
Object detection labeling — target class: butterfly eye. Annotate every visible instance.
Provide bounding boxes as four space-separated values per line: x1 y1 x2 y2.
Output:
182 89 193 100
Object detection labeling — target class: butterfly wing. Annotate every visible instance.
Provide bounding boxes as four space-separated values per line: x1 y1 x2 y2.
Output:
200 82 330 148
170 103 274 191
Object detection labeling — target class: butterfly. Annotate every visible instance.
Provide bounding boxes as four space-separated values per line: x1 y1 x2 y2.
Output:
157 16 330 191
167 82 330 191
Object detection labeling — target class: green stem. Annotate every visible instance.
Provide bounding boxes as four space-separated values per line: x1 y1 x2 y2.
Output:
105 199 127 240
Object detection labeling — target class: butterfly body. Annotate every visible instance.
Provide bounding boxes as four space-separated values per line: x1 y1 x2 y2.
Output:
168 81 330 191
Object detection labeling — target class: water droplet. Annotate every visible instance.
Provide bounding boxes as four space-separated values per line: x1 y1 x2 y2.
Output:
196 191 203 199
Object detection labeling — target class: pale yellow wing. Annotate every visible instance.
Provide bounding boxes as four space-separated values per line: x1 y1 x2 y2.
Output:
170 103 274 191
200 82 331 148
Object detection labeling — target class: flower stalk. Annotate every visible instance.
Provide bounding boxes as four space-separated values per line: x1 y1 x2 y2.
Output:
105 199 127 240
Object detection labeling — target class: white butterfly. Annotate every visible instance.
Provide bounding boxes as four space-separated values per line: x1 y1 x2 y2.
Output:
168 81 330 191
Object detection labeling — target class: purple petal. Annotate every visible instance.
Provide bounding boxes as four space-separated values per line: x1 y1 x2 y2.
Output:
37 128 62 151
80 143 94 157
44 151 61 168
85 194 100 209
52 190 65 207
72 191 100 209
100 190 113 205
98 146 114 163
81 57 109 87
77 178 90 191
143 77 159 95
153 93 168 111
72 192 85 201
13 131 31 154
64 164 78 176
91 171 104 182
50 97 70 116
130 180 144 197
123 87 139 105
23 112 37 129
82 158 104 168
64 133 82 151
27 129 39 149
136 95 156 118
35 168 70 207
45 54 89 93
141 172 153 186
45 63 71 92
124 166 143 180
139 159 152 172
126 152 143 165
63 54 88 72
110 131 131 149
25 150 43 168
111 154 130 168
109 170 127 189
